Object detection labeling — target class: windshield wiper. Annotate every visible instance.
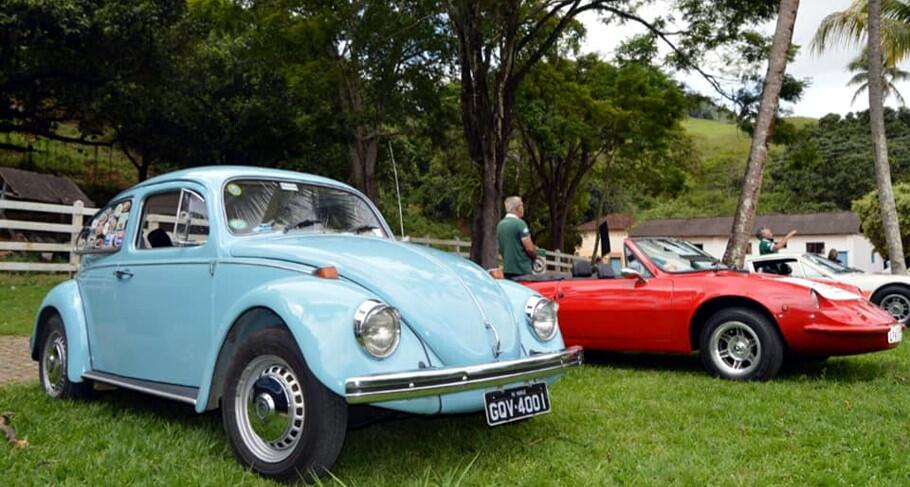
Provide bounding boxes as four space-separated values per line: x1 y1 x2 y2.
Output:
284 219 322 233
352 224 380 234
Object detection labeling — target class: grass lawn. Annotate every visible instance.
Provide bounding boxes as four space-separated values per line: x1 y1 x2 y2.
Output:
3 271 908 485
0 273 68 336
2 347 909 485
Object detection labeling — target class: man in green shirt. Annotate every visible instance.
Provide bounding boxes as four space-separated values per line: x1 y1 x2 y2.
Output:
497 196 538 279
757 226 797 255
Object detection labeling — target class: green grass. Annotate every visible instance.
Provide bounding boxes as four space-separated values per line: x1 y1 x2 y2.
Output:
2 347 909 485
0 273 68 336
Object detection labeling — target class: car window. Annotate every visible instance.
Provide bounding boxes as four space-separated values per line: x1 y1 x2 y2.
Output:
624 244 653 278
223 179 387 237
633 238 727 273
137 189 209 249
753 259 797 276
76 199 133 253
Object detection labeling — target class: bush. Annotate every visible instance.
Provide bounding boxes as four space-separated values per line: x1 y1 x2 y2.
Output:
852 182 910 263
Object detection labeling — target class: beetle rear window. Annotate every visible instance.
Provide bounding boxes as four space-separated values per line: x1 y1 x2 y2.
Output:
224 180 387 237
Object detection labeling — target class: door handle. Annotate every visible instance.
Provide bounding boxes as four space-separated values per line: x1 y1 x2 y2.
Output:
114 269 134 280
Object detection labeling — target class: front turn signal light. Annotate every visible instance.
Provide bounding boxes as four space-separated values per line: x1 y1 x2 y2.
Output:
314 266 339 279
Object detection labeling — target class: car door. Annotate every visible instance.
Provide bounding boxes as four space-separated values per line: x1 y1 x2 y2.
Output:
554 243 675 351
106 184 214 386
78 198 133 374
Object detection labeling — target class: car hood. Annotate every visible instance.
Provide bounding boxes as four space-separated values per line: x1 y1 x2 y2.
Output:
228 234 521 365
826 272 910 291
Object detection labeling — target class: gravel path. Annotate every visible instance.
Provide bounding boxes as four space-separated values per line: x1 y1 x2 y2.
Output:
0 336 37 385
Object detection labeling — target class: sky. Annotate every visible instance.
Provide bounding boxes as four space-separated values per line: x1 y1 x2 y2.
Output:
580 0 910 118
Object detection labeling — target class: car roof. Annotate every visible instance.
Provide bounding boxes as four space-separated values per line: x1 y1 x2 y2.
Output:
121 166 355 197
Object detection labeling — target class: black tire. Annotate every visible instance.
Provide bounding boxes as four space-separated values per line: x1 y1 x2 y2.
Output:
38 314 92 399
221 328 347 483
870 285 910 324
699 307 784 381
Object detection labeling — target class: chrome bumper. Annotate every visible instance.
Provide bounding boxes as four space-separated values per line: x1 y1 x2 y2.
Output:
344 346 583 404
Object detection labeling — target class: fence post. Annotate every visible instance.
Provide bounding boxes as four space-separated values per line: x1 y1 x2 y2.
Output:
69 200 84 271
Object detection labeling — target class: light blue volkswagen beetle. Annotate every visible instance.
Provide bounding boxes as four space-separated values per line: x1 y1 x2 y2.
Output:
31 166 582 482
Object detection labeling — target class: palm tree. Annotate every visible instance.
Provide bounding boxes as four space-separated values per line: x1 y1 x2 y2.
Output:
846 50 910 106
813 0 910 65
812 0 908 274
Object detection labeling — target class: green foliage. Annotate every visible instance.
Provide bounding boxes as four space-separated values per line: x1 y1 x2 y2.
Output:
769 109 910 211
853 182 910 261
515 54 690 250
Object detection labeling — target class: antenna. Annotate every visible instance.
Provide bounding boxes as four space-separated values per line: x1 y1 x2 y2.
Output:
388 142 405 238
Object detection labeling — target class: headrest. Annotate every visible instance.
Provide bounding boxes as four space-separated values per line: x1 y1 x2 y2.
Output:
571 260 593 278
595 263 615 279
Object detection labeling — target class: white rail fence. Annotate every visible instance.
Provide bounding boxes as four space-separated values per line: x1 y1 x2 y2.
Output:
0 199 97 272
0 200 587 273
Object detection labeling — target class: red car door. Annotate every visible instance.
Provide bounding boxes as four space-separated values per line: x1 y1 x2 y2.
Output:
554 275 675 352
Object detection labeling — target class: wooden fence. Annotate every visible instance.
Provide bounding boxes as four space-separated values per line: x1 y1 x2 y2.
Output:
403 236 589 273
0 199 97 272
0 200 591 274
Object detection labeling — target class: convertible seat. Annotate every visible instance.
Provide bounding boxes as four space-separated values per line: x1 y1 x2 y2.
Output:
571 260 593 278
594 263 615 279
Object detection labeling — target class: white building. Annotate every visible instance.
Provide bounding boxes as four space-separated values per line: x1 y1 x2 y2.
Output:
628 212 886 273
574 213 633 259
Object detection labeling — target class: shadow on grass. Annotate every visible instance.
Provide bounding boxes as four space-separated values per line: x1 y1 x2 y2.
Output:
581 348 899 384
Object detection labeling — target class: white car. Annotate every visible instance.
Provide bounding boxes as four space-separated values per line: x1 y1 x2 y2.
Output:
745 253 910 324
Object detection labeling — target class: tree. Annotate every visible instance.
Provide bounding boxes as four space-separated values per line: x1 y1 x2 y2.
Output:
867 0 907 273
846 49 909 106
853 182 910 265
812 0 910 66
515 54 688 251
722 0 800 268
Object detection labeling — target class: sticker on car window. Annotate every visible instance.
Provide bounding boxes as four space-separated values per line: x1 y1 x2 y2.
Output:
279 182 298 191
229 218 248 230
226 183 243 196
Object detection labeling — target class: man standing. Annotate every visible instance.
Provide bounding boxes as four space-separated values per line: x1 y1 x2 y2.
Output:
497 196 537 279
757 226 796 255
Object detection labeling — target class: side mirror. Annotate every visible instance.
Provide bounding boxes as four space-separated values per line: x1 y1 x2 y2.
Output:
620 267 646 283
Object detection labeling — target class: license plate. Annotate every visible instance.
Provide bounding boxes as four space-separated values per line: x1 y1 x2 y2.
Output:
888 325 903 344
483 383 550 426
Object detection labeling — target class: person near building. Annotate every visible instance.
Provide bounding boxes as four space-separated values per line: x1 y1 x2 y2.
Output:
757 226 797 255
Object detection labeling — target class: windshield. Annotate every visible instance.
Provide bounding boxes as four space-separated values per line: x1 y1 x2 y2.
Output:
223 179 388 237
634 238 728 273
803 253 862 275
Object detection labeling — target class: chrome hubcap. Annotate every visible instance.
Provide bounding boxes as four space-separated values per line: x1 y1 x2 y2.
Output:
234 355 305 463
710 321 761 376
41 331 66 396
881 294 910 323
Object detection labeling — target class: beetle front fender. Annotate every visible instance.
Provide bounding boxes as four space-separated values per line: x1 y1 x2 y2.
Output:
31 280 91 383
195 276 435 413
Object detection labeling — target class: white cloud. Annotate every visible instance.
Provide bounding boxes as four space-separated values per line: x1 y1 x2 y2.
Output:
580 0 910 118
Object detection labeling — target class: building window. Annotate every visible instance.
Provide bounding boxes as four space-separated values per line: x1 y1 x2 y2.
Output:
806 242 825 254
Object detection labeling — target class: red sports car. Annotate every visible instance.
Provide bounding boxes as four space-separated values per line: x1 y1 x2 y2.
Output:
522 237 903 380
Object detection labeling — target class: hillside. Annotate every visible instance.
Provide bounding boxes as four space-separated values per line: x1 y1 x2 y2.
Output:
637 116 816 220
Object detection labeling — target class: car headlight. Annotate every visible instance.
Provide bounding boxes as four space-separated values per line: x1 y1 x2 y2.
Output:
354 300 401 359
525 296 558 341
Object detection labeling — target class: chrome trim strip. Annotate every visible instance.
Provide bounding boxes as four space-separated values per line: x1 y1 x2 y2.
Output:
83 371 198 406
344 346 583 404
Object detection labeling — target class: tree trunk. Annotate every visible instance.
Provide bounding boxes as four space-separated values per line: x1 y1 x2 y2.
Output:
722 0 800 268
348 127 379 202
868 0 907 274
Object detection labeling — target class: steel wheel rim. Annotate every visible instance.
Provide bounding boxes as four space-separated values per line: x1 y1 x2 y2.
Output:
709 321 761 377
41 331 66 396
234 355 305 463
881 294 910 323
